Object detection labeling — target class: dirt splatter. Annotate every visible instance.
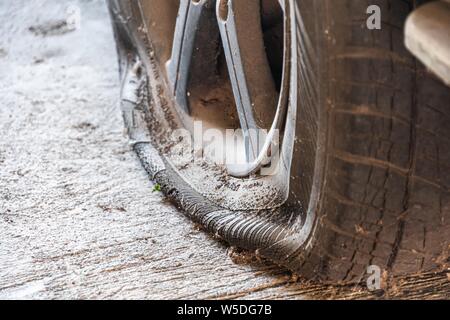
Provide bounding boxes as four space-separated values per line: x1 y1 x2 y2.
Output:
29 20 75 37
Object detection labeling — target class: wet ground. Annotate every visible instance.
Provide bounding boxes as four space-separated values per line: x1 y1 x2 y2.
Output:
0 0 448 300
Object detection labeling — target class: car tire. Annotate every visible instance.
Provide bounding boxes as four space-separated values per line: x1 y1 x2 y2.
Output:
108 0 450 282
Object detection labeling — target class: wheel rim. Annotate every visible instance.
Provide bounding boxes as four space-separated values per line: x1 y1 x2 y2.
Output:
140 0 292 178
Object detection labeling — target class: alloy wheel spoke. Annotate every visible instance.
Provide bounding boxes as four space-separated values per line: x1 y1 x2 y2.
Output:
216 0 278 161
166 0 211 114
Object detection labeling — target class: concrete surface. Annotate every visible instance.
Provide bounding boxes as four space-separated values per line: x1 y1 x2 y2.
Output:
0 0 303 300
0 0 448 300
